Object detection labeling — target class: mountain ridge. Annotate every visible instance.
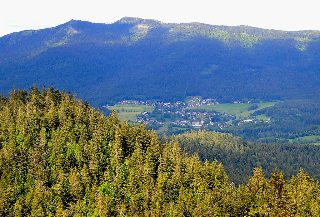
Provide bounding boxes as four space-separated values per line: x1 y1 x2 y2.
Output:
3 17 320 56
1 18 320 106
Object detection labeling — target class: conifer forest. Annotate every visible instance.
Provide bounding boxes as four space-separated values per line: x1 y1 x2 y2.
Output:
1 86 320 216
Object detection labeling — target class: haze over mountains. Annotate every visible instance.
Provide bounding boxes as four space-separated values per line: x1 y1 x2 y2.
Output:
1 17 320 106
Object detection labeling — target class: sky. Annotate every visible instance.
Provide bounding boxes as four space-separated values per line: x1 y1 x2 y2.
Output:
1 0 320 37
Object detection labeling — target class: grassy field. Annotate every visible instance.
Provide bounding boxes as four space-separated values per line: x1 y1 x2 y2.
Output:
255 114 270 121
187 101 277 120
107 105 154 121
155 123 169 134
289 135 320 145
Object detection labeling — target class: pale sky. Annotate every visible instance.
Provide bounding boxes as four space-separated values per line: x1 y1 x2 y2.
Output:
1 0 319 37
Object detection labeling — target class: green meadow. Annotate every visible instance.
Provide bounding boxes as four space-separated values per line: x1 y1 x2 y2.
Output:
289 135 320 145
107 104 154 121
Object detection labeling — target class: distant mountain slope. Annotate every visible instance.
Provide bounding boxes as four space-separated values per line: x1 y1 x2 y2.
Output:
1 17 320 106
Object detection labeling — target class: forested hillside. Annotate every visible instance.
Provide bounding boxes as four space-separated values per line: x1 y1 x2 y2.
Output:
1 87 320 216
168 130 320 184
222 99 320 143
2 18 320 106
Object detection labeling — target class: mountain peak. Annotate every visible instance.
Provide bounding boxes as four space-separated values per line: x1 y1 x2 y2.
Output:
117 17 162 26
60 19 91 28
118 17 144 23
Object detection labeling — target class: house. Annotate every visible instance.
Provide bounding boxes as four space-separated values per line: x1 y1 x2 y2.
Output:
244 118 254 123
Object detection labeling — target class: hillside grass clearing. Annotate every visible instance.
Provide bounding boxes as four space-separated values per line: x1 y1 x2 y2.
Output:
107 104 154 121
289 135 320 145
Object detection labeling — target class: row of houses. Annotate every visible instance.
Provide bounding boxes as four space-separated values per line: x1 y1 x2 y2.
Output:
115 98 219 108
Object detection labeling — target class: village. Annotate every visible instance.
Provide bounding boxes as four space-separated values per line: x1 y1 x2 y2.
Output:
115 97 267 130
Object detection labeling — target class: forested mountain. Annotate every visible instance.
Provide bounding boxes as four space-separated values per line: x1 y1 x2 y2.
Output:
2 86 320 216
2 18 320 106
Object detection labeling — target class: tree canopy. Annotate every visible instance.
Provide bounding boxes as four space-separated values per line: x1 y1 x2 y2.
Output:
1 86 320 216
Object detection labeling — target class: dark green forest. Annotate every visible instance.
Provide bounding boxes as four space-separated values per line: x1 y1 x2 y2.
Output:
2 87 320 216
168 130 320 184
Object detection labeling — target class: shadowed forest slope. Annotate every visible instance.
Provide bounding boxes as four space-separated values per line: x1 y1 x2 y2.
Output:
2 18 320 106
